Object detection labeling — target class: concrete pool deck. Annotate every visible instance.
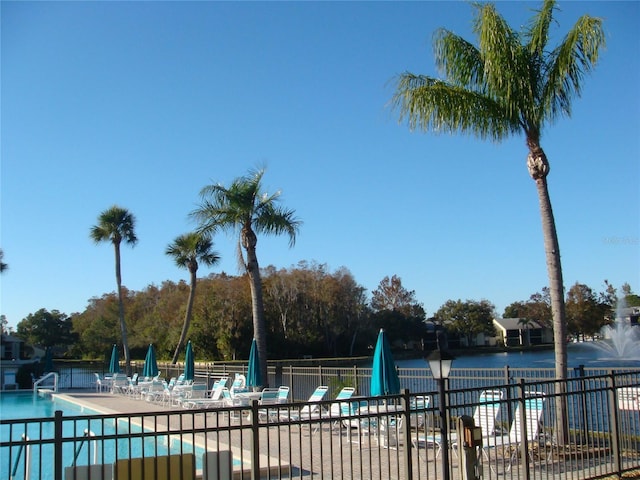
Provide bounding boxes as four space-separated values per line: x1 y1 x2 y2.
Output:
52 390 291 479
53 389 429 480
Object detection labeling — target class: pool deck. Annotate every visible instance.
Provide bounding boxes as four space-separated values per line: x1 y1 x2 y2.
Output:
54 389 437 480
52 390 634 480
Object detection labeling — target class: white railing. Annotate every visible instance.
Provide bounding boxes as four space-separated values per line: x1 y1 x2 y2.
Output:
10 434 30 480
33 372 58 393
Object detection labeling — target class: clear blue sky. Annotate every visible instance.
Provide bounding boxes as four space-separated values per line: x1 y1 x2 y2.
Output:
2 1 638 330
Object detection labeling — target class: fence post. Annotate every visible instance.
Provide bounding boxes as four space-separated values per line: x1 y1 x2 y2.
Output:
400 389 413 480
250 399 261 480
287 366 294 400
574 365 589 443
275 364 283 388
504 366 514 429
54 410 63 480
607 372 621 475
516 379 532 479
353 365 358 393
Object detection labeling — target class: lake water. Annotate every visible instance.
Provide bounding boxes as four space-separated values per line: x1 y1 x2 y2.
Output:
396 342 640 370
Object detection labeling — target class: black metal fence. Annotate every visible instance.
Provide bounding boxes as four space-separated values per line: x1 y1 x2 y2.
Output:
1 369 639 480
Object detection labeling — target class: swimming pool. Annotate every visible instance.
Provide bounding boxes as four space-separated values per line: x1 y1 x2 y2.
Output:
1 392 233 479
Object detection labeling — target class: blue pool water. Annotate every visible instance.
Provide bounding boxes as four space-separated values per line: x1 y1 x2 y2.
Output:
0 392 227 479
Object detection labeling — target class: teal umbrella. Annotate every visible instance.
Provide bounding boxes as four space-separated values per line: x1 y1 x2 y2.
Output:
108 344 120 374
246 338 262 388
183 341 194 382
142 344 158 378
370 329 400 396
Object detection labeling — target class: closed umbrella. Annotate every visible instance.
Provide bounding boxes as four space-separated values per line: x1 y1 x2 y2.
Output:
246 338 262 389
370 329 400 396
142 344 158 378
183 341 194 382
108 344 120 375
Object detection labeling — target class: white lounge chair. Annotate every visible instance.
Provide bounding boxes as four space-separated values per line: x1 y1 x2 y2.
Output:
93 373 106 393
230 374 248 396
253 388 279 420
481 391 545 473
413 389 503 459
314 386 357 432
183 381 229 409
279 385 329 422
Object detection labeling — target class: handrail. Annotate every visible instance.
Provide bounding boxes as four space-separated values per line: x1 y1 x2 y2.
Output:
33 372 58 393
72 429 97 466
10 434 30 480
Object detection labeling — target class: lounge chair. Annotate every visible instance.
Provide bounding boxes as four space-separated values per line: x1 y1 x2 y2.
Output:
162 378 195 406
344 400 400 449
410 395 430 430
230 374 248 396
481 391 545 473
93 373 106 393
177 383 209 408
143 380 166 403
255 388 280 421
278 385 329 422
111 374 130 395
413 389 503 459
277 385 290 403
183 381 228 409
313 386 356 433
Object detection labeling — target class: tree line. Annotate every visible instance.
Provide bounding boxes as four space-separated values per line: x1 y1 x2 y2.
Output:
8 272 638 362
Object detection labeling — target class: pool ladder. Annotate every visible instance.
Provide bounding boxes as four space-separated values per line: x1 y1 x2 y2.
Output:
10 434 30 480
10 430 97 480
33 372 59 394
72 429 98 466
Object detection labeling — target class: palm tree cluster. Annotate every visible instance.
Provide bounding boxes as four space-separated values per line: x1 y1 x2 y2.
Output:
92 167 300 383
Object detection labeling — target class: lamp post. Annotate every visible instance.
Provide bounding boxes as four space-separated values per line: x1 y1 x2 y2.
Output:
427 346 455 480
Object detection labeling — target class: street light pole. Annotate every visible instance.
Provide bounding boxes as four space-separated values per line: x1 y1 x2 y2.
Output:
438 375 450 480
427 344 455 480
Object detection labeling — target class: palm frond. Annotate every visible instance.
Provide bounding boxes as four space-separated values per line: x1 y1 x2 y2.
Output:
542 14 605 120
254 204 301 247
474 3 522 98
392 73 519 140
526 0 556 58
434 28 484 91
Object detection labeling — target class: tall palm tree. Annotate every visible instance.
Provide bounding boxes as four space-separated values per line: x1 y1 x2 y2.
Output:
166 232 220 364
392 0 603 384
191 167 301 385
90 206 138 372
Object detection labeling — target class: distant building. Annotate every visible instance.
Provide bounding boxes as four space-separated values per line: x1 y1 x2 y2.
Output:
1 333 25 361
1 333 40 390
492 318 553 347
617 307 640 326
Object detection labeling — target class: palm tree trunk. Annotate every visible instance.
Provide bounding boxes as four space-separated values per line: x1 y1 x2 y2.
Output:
172 269 197 364
245 242 268 387
530 146 569 444
114 242 130 373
